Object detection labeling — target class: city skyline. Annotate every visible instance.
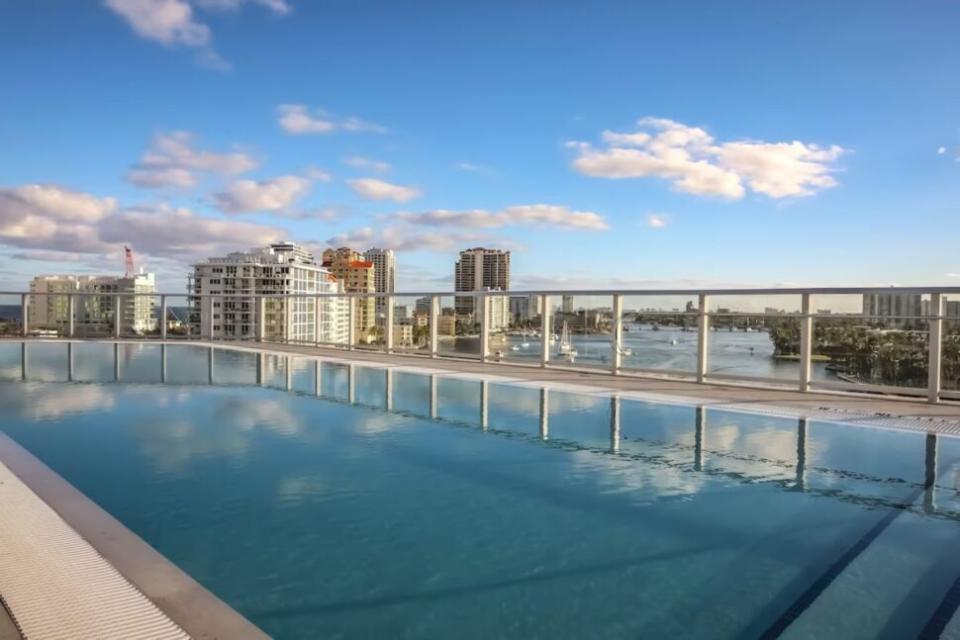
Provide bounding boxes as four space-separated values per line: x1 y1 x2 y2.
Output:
1 1 959 296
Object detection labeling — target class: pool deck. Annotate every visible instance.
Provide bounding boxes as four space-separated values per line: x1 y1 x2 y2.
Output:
219 340 960 435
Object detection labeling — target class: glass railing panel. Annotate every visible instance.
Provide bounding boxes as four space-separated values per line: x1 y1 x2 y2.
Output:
619 295 698 375
706 295 801 381
436 295 479 360
390 295 430 356
0 294 21 338
812 293 932 390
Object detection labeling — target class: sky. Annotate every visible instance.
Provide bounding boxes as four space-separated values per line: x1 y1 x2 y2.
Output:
0 0 958 298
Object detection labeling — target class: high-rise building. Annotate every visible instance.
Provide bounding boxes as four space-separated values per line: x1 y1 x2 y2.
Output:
454 247 510 329
561 295 574 314
862 293 923 328
190 242 348 343
322 247 376 339
509 295 542 324
363 248 396 327
29 272 157 335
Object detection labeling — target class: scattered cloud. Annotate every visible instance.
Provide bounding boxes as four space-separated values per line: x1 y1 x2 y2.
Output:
213 175 312 213
276 105 387 135
343 156 391 173
193 0 290 14
948 273 960 278
325 226 515 253
570 116 847 199
347 178 421 203
105 0 210 47
645 213 668 229
395 204 608 231
938 146 947 155
0 183 284 261
103 0 289 69
127 131 257 189
455 161 490 172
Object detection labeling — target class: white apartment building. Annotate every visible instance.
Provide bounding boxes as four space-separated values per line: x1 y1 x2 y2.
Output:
862 293 924 328
363 247 396 326
454 247 510 330
190 242 348 343
29 272 157 335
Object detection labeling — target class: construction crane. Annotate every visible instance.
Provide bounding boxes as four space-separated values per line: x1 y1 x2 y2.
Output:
124 245 134 277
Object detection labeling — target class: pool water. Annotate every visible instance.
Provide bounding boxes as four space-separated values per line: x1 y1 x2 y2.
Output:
2 342 960 639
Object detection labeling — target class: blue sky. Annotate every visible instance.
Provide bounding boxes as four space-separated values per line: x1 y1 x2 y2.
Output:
0 0 958 294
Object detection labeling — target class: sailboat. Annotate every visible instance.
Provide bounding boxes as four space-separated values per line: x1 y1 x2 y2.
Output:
557 321 578 357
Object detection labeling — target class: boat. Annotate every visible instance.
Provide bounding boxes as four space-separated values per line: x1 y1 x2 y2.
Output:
621 347 633 356
670 339 678 346
557 321 578 357
510 345 520 352
520 342 530 349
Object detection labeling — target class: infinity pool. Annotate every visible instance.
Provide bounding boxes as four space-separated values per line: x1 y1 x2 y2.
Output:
2 341 960 639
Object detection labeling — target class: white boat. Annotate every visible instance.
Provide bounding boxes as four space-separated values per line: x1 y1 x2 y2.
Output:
510 345 520 352
557 321 578 357
670 339 678 346
621 347 633 356
520 342 531 349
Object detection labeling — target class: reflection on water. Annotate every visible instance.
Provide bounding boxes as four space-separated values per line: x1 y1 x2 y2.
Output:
2 341 960 639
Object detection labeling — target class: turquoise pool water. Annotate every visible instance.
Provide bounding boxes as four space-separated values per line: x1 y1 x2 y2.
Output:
2 341 960 639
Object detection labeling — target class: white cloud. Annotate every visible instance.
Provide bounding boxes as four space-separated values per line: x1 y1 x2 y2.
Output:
213 175 312 213
0 183 284 260
645 213 668 229
938 146 947 155
948 273 960 278
277 105 386 135
571 117 847 200
105 0 210 47
103 0 289 68
193 0 290 14
347 178 421 203
127 131 257 189
326 226 510 253
343 156 391 172
396 204 608 231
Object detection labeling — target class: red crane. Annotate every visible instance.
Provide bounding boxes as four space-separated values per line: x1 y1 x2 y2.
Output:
124 245 134 277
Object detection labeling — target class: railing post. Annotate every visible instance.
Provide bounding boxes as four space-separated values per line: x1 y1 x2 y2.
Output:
314 295 321 346
612 294 624 374
929 293 944 404
479 293 490 362
429 295 439 358
540 295 551 368
21 293 29 337
258 296 266 342
799 293 814 392
159 295 167 340
385 294 395 354
68 294 75 338
696 294 709 383
114 294 121 339
348 296 357 350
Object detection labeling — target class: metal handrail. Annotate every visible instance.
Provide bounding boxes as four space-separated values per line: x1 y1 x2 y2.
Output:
4 287 956 405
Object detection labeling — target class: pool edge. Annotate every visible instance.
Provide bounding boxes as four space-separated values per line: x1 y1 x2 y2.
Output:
0 432 270 640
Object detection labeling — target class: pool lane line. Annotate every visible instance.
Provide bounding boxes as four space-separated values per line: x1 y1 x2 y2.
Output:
916 573 960 640
756 485 925 640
